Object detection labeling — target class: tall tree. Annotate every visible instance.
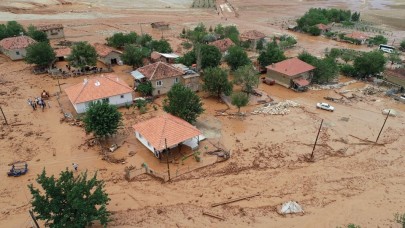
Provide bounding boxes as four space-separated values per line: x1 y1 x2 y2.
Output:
233 64 260 94
258 41 286 68
0 24 7 40
299 51 339 83
225 46 251 71
353 50 386 77
5 21 25 37
121 45 150 69
231 92 249 113
83 101 122 138
368 35 388 46
106 32 138 49
177 50 196 66
200 44 222 69
202 67 233 97
27 25 48 42
28 169 110 228
163 83 204 123
136 33 153 47
25 42 56 67
67 42 97 68
150 39 172 53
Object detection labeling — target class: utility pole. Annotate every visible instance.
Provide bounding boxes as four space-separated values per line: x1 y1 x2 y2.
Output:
139 23 143 34
0 105 8 125
57 76 62 94
29 210 40 228
376 109 390 143
165 138 171 181
311 119 323 160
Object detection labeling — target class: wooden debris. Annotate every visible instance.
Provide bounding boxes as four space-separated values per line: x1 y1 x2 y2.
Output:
203 211 225 220
211 193 260 207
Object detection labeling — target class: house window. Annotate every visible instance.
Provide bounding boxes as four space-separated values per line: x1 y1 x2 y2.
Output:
120 95 124 98
102 98 109 103
156 80 163 87
16 51 20 55
174 78 179 84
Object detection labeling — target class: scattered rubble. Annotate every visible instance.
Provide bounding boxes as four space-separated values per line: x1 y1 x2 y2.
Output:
251 100 300 115
309 80 357 90
360 85 387 95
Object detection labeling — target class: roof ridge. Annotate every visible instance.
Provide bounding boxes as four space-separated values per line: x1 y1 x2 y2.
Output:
158 115 169 150
150 62 160 80
104 75 132 90
72 80 89 103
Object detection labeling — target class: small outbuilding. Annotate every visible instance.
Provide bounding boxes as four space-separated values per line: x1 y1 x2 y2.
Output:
54 47 71 61
172 63 201 92
266 57 315 91
209 38 235 54
151 22 170 29
35 24 65 39
64 74 133 114
343 32 369 45
132 113 202 159
240 30 266 50
0 35 37 60
150 51 179 64
93 43 122 66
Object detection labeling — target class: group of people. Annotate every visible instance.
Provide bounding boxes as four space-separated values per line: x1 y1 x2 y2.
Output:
28 97 48 111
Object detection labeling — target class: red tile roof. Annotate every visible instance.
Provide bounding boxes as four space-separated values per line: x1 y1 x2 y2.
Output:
132 113 201 151
64 74 133 104
151 51 162 60
93 43 122 57
209 38 235 52
344 32 369 40
293 78 310 87
0 36 37 50
266 57 315 77
240 30 266 41
35 24 63 31
136 62 184 80
54 47 71 57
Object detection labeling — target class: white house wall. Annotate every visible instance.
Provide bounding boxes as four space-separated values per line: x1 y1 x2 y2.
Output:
135 131 155 153
1 48 27 60
73 92 133 114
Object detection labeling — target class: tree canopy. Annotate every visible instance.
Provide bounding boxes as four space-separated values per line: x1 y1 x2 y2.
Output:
200 44 222 69
27 25 48 42
122 45 150 69
83 101 122 138
258 41 286 68
225 46 251 71
231 92 249 113
368 35 388 46
28 169 110 228
106 32 138 49
353 50 386 77
186 23 208 44
400 39 405 51
25 42 56 67
67 42 97 68
0 21 26 40
136 81 154 96
298 51 339 84
202 67 233 97
136 34 153 47
149 39 172 53
233 65 260 94
163 83 204 123
297 8 354 33
177 50 196 66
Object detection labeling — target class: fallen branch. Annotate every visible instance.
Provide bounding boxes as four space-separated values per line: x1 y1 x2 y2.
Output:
349 134 385 145
202 211 225 220
211 192 260 207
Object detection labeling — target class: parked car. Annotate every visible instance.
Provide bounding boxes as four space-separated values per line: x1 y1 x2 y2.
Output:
316 102 335 112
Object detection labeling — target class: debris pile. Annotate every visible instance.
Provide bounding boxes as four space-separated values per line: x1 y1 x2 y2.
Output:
361 85 387 95
252 100 300 115
278 201 304 215
309 80 357 90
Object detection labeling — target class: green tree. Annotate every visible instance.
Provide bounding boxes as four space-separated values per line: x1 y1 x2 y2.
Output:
223 25 240 43
67 42 97 68
0 24 7 40
187 23 208 43
231 92 249 113
122 45 150 69
178 50 196 66
202 67 233 97
308 26 321 36
258 41 286 68
368 35 388 46
298 51 318 65
136 81 154 96
233 64 260 94
354 50 386 77
299 51 339 83
200 44 222 69
279 36 297 49
83 101 122 138
5 21 25 37
136 33 152 47
394 212 405 227
27 25 48 42
163 83 204 123
225 46 251 71
25 42 56 67
28 169 110 228
340 64 356 77
256 39 265 50
400 39 405 51
106 32 138 49
388 51 401 65
351 12 360 21
214 24 225 37
150 39 172 53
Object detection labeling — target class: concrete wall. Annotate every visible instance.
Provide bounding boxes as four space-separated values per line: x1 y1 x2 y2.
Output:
151 76 180 96
0 48 27 60
74 92 133 114
384 74 405 88
98 52 122 65
181 76 200 92
44 29 64 39
266 70 311 88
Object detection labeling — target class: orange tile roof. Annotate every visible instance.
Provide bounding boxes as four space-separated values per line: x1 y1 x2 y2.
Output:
136 62 184 80
93 43 122 57
344 32 369 40
240 30 266 41
0 36 37 50
209 38 235 52
266 57 315 77
54 47 71 57
132 113 201 151
35 24 63 31
64 74 133 104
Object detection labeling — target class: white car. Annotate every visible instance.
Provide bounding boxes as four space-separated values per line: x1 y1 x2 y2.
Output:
399 94 405 101
316 102 335 112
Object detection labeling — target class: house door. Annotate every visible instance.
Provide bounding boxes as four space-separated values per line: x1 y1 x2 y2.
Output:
111 58 117 65
58 57 64 61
